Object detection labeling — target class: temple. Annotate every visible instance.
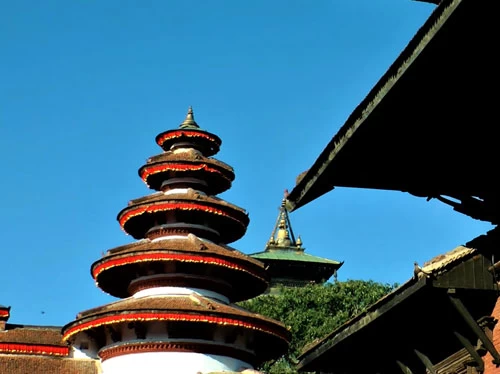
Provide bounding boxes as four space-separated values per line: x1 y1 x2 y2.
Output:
64 107 290 373
284 0 500 373
250 195 343 289
0 108 290 374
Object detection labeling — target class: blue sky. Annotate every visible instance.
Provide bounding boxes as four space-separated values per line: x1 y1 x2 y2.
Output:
1 1 491 327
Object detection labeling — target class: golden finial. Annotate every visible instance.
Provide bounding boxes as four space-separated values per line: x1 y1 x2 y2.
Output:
179 106 199 129
296 236 302 247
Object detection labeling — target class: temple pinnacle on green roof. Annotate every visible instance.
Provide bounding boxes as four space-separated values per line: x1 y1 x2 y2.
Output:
249 190 343 289
179 106 199 129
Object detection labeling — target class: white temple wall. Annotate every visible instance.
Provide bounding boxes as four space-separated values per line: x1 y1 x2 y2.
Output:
133 285 229 304
71 333 99 359
101 351 251 374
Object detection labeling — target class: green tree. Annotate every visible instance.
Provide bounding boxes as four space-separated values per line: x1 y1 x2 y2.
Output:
239 280 397 374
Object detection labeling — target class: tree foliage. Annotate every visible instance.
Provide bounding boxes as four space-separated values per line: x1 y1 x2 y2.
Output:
238 280 397 374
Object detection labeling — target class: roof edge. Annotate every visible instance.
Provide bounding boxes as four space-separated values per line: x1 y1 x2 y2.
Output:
287 0 458 211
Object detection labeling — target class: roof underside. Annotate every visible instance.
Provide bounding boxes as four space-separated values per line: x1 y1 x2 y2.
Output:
287 0 500 222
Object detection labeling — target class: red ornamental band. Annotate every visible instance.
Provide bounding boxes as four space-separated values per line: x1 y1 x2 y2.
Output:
0 310 9 318
119 202 244 228
63 312 288 342
156 131 219 147
99 341 255 362
0 343 69 356
92 252 262 280
98 340 256 363
140 163 230 182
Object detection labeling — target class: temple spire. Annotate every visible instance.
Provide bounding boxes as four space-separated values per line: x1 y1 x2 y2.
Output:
179 106 199 129
266 190 301 250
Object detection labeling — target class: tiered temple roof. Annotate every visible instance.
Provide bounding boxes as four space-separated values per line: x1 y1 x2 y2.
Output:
251 195 342 288
62 107 290 373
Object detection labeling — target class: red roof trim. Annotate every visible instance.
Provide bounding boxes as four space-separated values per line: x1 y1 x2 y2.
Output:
0 343 69 356
93 252 263 281
98 340 255 363
156 130 220 147
119 202 244 229
140 163 230 183
63 312 289 342
0 309 10 319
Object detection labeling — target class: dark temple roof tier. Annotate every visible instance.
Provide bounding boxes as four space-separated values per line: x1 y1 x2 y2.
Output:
139 151 235 194
62 294 290 365
92 238 269 301
117 191 249 243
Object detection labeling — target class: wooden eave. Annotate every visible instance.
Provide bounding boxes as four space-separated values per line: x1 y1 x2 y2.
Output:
297 251 498 373
287 0 500 222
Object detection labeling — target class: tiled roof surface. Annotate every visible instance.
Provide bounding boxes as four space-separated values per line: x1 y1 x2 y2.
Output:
422 245 476 275
0 326 65 346
0 355 99 374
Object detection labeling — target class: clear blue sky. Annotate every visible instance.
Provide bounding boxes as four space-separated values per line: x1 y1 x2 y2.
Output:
1 1 491 327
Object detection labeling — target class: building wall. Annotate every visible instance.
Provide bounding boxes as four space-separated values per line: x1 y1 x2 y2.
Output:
484 297 500 374
101 351 249 374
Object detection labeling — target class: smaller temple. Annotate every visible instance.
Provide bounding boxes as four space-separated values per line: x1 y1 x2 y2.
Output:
250 192 343 289
0 306 98 373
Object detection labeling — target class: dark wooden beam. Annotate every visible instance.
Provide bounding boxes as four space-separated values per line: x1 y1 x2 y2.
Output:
134 322 147 339
448 291 500 365
396 360 414 374
128 321 148 340
106 326 122 343
454 331 484 372
414 349 436 374
432 254 496 290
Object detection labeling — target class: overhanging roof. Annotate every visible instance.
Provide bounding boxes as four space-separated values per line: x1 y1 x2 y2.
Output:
297 244 499 373
287 0 500 223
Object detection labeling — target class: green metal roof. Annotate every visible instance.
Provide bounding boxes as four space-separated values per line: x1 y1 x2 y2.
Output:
250 249 341 265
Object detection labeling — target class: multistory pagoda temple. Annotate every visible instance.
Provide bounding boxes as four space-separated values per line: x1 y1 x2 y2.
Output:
250 195 343 289
62 108 290 374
